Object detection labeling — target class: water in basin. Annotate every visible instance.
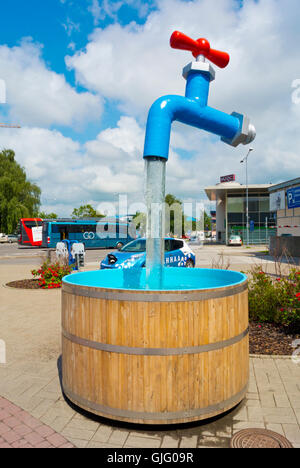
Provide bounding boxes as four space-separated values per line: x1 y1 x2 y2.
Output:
63 267 247 291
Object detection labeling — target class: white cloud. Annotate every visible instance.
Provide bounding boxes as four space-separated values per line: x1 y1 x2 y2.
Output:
87 0 154 25
62 18 81 37
88 0 103 25
65 0 300 194
0 118 146 216
0 39 102 128
2 0 300 216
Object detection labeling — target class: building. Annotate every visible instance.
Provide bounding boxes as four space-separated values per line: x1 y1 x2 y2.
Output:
269 177 300 237
268 177 300 256
205 179 275 244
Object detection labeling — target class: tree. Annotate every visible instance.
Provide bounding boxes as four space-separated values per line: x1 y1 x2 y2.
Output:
204 211 212 231
71 204 104 219
165 193 182 207
38 212 58 219
133 211 146 236
165 193 184 236
0 149 41 233
190 211 211 232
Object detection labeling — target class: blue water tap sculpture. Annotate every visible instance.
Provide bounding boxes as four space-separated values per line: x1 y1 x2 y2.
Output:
143 32 256 289
143 31 255 160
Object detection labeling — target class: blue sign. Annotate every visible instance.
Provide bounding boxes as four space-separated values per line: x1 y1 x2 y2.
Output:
287 186 300 209
250 220 255 232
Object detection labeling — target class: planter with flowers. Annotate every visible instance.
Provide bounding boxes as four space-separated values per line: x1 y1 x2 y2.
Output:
31 260 73 289
247 266 300 355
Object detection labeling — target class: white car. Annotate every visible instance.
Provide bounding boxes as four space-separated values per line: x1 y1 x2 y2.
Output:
0 234 8 243
188 231 204 246
228 235 243 246
7 234 18 243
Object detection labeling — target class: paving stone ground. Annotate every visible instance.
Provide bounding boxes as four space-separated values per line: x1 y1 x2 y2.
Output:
0 262 300 448
0 396 74 448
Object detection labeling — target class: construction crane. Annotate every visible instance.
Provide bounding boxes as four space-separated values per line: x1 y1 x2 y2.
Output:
0 123 21 128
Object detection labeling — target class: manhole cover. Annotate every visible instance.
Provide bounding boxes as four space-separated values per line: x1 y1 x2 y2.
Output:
230 429 293 448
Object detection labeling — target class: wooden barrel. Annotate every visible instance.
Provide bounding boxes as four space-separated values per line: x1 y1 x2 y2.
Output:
61 279 249 425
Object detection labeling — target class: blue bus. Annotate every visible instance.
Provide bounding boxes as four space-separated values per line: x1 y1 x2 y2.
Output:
41 219 135 249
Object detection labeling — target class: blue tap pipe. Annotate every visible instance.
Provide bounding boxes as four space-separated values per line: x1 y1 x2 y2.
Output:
143 69 243 160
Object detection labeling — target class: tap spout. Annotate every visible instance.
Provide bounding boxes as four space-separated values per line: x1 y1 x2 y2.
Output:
144 94 243 160
143 67 255 161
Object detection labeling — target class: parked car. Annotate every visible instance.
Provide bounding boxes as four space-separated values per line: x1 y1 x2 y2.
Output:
188 234 204 246
7 234 18 243
228 234 243 246
0 234 8 243
100 238 196 269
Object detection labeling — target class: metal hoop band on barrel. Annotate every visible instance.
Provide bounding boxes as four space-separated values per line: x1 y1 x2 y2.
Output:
62 327 249 356
62 383 248 421
62 280 247 302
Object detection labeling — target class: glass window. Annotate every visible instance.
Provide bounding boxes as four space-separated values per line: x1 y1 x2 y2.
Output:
259 197 269 212
248 197 259 212
165 239 172 252
24 220 42 228
228 213 243 224
260 213 274 224
229 235 241 240
118 224 128 236
248 213 259 223
121 239 146 252
171 240 184 251
227 197 244 213
51 224 60 234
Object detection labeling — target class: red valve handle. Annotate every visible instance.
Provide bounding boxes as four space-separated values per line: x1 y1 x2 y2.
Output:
170 31 230 69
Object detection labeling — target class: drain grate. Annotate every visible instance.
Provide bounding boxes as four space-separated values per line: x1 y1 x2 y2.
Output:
230 429 293 448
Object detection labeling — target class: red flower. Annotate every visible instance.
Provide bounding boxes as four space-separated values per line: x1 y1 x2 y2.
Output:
296 293 300 297
276 278 281 282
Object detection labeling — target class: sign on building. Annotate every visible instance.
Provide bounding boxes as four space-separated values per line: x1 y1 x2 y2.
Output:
270 190 285 211
287 186 300 209
220 174 236 183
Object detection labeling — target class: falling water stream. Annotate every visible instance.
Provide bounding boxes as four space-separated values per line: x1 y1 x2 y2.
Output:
145 157 166 289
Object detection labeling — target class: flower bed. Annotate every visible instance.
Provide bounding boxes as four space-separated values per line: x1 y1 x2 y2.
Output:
248 266 300 333
31 260 73 289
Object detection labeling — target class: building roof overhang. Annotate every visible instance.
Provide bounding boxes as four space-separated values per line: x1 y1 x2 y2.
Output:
268 177 300 193
205 182 273 201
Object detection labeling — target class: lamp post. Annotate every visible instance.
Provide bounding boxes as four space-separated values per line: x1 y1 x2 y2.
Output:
240 147 254 246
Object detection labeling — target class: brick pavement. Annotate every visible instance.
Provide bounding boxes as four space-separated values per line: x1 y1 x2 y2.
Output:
0 396 73 448
0 263 300 448
0 355 299 448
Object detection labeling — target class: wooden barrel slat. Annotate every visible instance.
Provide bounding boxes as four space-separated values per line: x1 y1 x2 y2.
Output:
62 280 249 425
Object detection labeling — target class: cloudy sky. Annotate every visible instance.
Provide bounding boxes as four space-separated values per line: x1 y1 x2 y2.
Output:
0 0 299 216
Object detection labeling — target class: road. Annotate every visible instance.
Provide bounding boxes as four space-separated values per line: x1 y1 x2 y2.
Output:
0 242 280 274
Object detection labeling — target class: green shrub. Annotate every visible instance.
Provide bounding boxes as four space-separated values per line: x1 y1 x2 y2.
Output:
275 269 300 329
32 260 73 289
248 266 300 331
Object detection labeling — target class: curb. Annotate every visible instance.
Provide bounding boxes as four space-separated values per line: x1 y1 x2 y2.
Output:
250 354 293 359
0 255 45 260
